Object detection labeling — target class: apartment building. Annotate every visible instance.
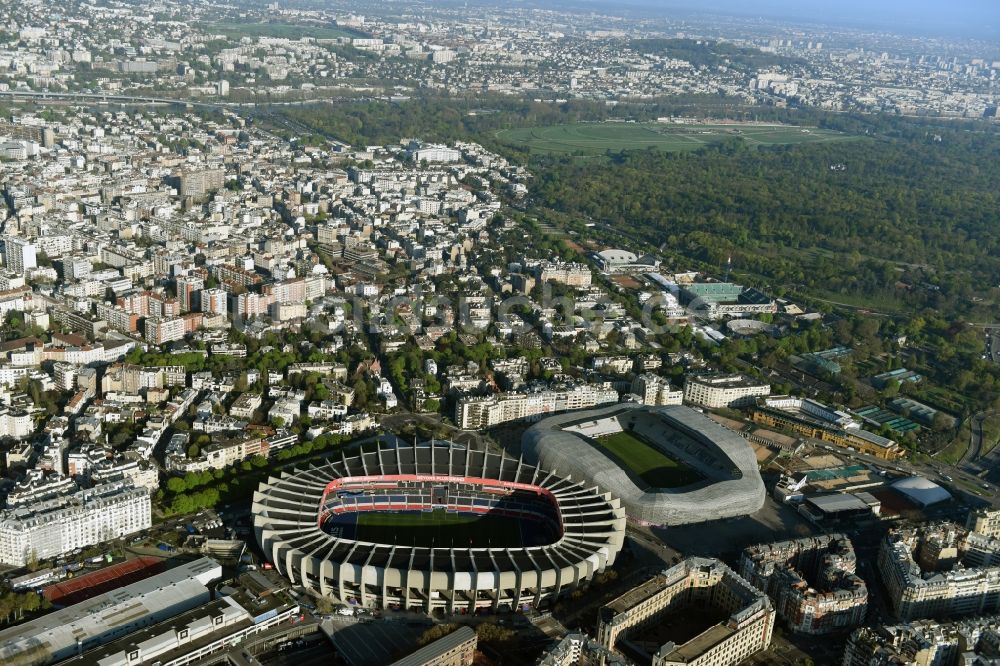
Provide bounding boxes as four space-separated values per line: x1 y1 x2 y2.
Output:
740 534 868 635
454 383 619 429
176 274 204 312
538 261 592 288
631 374 684 406
95 301 140 333
968 508 1000 539
2 235 37 275
390 626 476 666
177 167 224 198
215 263 261 289
0 482 151 566
843 616 1000 666
0 407 32 439
145 316 186 344
201 287 228 316
597 558 774 666
683 373 771 409
229 393 262 420
879 523 1000 621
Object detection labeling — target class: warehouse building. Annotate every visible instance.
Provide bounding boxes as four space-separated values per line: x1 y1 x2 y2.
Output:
59 589 299 666
0 558 222 666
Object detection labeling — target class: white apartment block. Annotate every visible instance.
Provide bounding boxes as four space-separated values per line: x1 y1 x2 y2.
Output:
0 408 32 439
0 482 151 566
201 287 228 316
968 509 1000 539
409 144 461 163
307 400 349 420
145 316 186 344
631 374 684 406
63 256 92 281
53 362 77 392
683 373 771 409
3 236 37 275
229 393 262 420
91 459 160 492
234 292 273 318
0 365 32 388
455 384 619 429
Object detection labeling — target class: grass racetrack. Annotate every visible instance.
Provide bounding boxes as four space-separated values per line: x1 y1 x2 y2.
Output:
596 431 703 489
356 510 526 548
496 122 852 155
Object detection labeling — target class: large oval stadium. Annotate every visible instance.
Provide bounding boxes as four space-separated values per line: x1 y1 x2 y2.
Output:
522 404 765 526
252 443 626 613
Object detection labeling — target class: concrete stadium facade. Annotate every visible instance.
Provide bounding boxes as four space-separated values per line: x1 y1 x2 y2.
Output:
521 404 766 526
252 443 627 613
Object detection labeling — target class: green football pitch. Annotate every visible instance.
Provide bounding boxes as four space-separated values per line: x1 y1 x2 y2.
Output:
496 122 852 155
355 510 526 548
595 431 703 489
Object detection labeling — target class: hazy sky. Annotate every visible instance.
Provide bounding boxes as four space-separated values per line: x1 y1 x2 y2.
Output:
595 0 1000 39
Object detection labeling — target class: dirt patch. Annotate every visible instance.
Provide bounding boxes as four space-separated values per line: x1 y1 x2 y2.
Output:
612 275 642 290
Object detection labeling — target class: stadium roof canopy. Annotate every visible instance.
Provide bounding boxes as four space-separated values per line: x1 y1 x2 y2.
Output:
522 404 765 526
892 476 952 507
253 443 627 613
596 249 638 264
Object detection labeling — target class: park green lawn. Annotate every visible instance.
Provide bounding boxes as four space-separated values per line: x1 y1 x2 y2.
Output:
937 431 968 465
496 122 852 155
595 431 703 489
982 414 1000 456
356 510 524 548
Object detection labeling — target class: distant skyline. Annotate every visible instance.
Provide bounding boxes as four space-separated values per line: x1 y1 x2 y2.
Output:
569 0 999 39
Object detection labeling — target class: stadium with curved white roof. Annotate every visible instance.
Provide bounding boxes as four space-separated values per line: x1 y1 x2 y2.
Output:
522 404 766 526
594 248 660 273
891 476 952 507
253 443 626 613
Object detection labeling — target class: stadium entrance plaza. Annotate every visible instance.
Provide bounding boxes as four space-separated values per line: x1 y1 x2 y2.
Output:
650 496 817 560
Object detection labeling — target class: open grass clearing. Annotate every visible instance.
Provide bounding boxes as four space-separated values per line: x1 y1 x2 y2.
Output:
497 122 854 155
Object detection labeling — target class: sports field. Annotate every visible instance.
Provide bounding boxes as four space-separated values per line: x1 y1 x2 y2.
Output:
348 510 529 548
596 431 703 489
496 122 851 155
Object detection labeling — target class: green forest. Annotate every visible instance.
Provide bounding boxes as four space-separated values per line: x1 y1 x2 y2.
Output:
271 98 1000 322
268 96 615 151
532 123 1000 320
628 38 806 72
